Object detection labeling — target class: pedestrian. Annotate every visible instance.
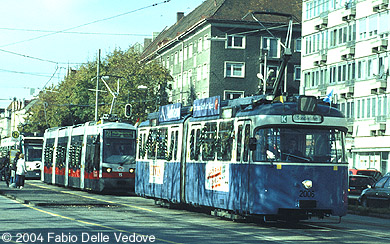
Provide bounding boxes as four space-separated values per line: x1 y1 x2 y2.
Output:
15 153 27 189
0 154 10 187
9 151 20 187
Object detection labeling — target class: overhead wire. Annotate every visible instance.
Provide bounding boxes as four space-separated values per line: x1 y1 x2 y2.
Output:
0 0 171 48
0 27 150 37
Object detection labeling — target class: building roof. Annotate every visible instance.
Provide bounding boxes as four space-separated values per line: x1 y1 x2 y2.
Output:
141 0 302 60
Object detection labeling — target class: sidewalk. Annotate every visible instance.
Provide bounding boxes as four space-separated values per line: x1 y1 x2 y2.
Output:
0 180 103 206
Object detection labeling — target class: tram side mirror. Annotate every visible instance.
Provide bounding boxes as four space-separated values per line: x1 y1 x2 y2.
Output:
249 137 257 151
298 96 317 113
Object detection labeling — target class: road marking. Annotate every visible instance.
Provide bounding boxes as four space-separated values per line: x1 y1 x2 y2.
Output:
27 182 155 212
10 198 182 244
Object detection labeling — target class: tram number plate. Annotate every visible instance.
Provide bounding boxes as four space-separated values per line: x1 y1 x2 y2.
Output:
299 190 315 198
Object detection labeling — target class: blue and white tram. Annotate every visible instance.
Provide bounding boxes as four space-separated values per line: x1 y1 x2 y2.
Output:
42 120 137 192
136 95 348 221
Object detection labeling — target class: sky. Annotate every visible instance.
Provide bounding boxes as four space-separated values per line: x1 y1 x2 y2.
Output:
0 0 206 108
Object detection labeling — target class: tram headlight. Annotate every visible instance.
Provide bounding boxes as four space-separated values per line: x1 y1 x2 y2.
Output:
106 168 112 173
302 180 313 189
129 168 135 174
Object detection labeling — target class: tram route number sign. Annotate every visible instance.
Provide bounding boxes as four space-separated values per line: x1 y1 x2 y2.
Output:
12 131 20 139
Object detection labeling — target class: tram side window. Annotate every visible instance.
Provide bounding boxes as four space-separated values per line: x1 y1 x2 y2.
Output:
236 125 243 162
202 122 217 161
56 137 68 170
167 130 179 161
243 124 250 162
156 127 168 160
86 135 99 173
138 133 146 160
189 129 196 160
189 128 201 160
69 136 83 171
44 139 55 168
146 129 158 160
217 121 234 161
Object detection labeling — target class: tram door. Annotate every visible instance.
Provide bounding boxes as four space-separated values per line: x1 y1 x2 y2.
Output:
235 120 251 213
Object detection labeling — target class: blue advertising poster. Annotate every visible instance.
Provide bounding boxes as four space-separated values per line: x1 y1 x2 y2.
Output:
159 103 182 122
193 96 221 118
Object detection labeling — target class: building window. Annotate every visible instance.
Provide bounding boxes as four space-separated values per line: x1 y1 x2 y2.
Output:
189 43 193 58
197 66 202 81
225 62 245 78
179 49 183 63
295 38 301 52
204 35 209 49
202 63 208 80
359 18 367 40
262 37 279 58
227 35 245 49
198 38 203 53
224 91 244 100
294 66 301 81
174 52 178 65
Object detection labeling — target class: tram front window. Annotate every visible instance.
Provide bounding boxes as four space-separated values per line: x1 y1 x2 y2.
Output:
252 127 346 163
26 146 43 161
103 129 136 164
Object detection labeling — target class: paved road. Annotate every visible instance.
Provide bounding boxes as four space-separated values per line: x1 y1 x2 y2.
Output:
0 180 389 244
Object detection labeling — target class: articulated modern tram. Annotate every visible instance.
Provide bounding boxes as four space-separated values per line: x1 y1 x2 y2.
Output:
42 120 137 192
136 95 348 221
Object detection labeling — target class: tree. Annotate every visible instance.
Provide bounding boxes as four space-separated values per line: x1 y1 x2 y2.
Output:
23 47 172 134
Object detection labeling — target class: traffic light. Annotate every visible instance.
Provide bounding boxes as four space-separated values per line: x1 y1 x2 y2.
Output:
125 104 132 118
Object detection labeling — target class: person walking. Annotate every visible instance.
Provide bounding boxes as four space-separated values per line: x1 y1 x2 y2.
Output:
0 154 10 187
9 151 20 187
15 153 27 189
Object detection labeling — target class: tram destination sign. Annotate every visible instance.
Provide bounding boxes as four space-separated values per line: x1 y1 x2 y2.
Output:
292 114 323 123
104 129 136 139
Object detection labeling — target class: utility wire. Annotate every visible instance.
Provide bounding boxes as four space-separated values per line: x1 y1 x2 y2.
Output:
0 48 58 64
0 68 54 77
0 48 85 65
0 0 171 48
0 27 150 37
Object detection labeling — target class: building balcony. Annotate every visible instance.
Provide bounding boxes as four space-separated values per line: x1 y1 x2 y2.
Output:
341 7 356 22
313 54 327 66
372 0 389 12
340 87 354 99
371 81 387 94
341 47 355 60
314 17 328 31
371 39 388 54
370 122 386 136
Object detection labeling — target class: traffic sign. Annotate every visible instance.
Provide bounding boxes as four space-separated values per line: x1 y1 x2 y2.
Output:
12 131 20 138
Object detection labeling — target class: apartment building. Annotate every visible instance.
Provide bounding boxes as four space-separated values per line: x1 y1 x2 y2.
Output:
141 0 302 105
301 0 390 173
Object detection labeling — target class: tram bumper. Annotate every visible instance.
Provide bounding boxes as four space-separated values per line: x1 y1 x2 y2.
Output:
99 177 135 193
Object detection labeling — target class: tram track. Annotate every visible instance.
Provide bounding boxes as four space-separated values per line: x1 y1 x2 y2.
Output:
3 181 389 244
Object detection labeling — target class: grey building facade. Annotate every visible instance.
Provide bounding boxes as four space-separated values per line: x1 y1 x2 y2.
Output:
141 0 302 105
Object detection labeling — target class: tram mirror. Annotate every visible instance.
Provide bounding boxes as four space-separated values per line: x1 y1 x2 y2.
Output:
298 96 317 113
248 137 257 151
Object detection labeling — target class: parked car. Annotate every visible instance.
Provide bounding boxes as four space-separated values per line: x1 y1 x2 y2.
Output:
349 168 383 181
358 176 390 208
349 175 375 196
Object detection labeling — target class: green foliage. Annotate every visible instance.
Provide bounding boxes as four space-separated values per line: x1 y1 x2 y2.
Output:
22 47 172 134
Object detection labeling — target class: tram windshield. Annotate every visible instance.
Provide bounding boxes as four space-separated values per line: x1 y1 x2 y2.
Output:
24 145 43 161
103 129 136 164
252 127 346 163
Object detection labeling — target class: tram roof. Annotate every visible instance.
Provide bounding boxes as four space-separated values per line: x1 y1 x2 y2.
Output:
139 95 345 127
